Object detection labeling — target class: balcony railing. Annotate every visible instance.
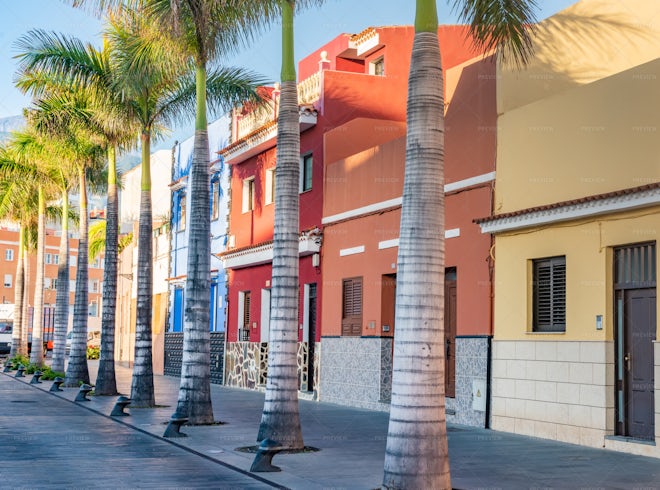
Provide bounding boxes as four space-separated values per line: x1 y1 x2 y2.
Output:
233 71 322 141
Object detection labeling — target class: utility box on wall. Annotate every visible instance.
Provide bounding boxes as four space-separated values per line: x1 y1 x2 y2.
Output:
472 379 487 412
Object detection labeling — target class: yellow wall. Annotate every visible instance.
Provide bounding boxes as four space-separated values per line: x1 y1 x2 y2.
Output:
496 57 660 213
494 209 659 341
498 0 660 114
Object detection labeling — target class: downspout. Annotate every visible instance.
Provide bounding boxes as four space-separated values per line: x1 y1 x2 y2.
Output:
485 178 496 429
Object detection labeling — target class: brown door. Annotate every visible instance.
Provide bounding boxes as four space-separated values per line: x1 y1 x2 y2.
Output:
381 274 396 334
445 268 457 398
614 243 656 440
307 283 317 391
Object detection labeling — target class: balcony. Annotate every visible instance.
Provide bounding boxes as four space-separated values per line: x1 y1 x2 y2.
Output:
231 71 322 143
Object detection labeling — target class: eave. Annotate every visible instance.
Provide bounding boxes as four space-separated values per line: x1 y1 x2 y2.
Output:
476 183 660 234
219 232 322 270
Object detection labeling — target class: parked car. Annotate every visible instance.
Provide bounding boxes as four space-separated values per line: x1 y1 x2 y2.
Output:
0 321 12 355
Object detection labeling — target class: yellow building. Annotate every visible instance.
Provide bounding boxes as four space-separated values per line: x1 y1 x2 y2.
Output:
478 0 660 456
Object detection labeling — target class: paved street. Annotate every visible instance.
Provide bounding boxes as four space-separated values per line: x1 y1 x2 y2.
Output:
1 362 659 489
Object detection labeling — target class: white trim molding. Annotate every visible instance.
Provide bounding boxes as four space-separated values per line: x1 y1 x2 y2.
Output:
445 171 495 193
340 245 365 257
479 186 660 234
323 197 402 225
322 172 495 226
221 234 321 270
378 238 399 250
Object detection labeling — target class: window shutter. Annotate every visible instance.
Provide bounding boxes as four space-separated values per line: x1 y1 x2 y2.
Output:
533 256 566 332
342 277 362 336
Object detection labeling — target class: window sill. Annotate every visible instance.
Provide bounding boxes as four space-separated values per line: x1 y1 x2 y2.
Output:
525 331 566 335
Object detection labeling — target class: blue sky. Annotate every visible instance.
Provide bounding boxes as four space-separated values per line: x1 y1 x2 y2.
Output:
0 0 577 132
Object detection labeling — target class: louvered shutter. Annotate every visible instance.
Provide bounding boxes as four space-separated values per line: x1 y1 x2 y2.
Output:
533 257 566 332
342 277 363 336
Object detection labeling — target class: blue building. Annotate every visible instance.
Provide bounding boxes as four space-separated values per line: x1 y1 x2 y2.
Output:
165 117 231 382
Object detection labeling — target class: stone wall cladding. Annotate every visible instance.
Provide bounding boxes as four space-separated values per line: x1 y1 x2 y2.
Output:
446 337 489 427
225 341 318 397
320 337 393 411
224 341 262 389
491 340 615 449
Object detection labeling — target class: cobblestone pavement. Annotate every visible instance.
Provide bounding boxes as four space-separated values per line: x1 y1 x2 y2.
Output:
1 361 659 489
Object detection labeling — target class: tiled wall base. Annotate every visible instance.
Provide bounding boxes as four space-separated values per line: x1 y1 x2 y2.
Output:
320 337 393 411
446 337 489 427
224 341 320 398
489 340 660 455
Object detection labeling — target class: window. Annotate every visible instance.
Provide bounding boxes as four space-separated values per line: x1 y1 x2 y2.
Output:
211 180 220 221
5 249 14 261
70 280 76 291
301 154 313 192
53 254 59 265
70 255 77 267
341 277 363 336
242 178 255 213
533 256 566 332
177 192 186 231
88 301 98 317
239 291 251 341
370 56 385 76
3 274 12 288
89 280 99 293
265 168 275 205
90 258 100 269
45 278 52 290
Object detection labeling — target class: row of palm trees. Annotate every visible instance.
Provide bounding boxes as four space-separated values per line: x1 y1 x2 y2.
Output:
2 1 537 487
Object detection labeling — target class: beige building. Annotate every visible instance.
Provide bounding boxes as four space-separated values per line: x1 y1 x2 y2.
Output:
478 0 660 456
116 149 172 371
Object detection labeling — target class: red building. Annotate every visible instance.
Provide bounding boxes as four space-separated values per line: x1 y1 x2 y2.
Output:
220 26 495 425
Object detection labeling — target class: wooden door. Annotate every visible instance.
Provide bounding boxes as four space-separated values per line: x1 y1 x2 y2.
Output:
614 243 656 440
380 274 396 335
445 269 457 398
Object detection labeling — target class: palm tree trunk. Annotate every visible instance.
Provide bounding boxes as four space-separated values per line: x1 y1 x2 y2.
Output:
21 252 30 357
130 130 155 407
29 186 46 365
11 225 25 358
51 190 70 373
64 166 91 386
175 62 213 423
257 0 304 449
382 1 450 488
95 146 119 395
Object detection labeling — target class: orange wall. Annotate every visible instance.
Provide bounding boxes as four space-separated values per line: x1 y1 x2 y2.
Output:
322 210 400 337
0 228 104 314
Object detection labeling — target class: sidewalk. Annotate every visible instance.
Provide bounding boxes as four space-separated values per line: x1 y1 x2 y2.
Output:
3 361 660 489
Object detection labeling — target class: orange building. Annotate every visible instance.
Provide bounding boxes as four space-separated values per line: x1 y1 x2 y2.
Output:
319 37 496 426
0 225 105 342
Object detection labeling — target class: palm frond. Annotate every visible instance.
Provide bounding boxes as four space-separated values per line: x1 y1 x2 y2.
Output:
453 0 539 67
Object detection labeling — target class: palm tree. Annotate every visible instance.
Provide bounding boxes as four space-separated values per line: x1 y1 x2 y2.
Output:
142 0 269 425
381 1 537 488
0 148 39 358
255 0 304 449
16 32 138 393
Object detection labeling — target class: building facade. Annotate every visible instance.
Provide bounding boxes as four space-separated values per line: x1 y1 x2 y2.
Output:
165 118 231 383
219 25 498 428
320 47 497 426
479 0 660 456
0 225 105 342
116 149 172 371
